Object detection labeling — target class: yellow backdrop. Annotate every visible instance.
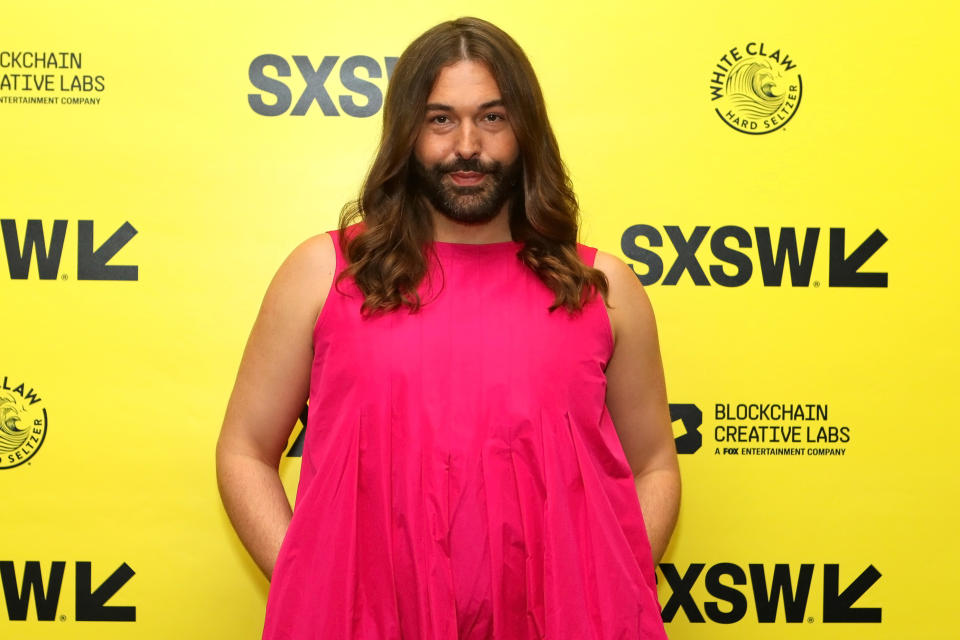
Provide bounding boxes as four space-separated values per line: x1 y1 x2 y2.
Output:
3 0 958 638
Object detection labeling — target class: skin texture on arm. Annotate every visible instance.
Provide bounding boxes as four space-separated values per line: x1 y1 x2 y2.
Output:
215 232 335 580
594 249 681 565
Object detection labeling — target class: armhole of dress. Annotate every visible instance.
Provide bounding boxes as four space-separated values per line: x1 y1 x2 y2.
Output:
312 229 344 342
577 242 615 362
576 243 599 268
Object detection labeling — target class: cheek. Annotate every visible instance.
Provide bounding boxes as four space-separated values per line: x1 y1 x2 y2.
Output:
414 134 450 165
495 133 520 162
412 138 429 164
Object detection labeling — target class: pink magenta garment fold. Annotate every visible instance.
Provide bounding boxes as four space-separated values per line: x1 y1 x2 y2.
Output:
261 223 667 639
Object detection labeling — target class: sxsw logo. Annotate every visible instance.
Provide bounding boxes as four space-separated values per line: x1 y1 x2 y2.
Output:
1 220 138 281
1 561 135 622
623 225 887 287
248 54 397 117
658 562 881 624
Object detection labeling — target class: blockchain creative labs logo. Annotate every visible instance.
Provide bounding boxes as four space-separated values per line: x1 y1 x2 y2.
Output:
709 42 802 134
0 376 47 469
713 402 853 458
0 50 106 106
670 401 855 458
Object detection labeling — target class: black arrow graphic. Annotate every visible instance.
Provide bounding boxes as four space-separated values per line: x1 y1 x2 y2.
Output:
77 220 139 281
286 403 310 457
828 228 887 287
823 564 881 622
75 561 136 621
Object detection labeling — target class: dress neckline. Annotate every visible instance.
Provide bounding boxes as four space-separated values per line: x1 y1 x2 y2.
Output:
428 239 523 255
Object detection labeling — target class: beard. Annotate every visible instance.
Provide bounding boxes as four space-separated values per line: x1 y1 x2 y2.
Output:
410 155 522 225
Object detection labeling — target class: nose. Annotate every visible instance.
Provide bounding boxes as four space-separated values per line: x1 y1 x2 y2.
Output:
454 120 480 159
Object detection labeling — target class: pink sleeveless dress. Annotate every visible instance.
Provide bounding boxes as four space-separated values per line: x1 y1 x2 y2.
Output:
261 223 667 639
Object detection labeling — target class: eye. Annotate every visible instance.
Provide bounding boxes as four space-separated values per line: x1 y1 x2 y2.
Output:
483 112 505 122
430 114 450 124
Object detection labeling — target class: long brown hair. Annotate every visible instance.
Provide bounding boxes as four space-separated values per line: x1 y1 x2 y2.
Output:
337 16 609 315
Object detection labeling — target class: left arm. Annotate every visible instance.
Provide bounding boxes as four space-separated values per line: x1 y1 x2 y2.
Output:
594 250 681 564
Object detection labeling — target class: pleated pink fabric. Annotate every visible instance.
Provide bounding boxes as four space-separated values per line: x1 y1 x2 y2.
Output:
261 222 667 639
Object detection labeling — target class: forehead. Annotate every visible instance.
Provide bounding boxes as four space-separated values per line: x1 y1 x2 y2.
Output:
427 59 502 105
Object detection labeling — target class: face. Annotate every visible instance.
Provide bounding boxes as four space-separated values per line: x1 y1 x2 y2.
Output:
411 59 522 225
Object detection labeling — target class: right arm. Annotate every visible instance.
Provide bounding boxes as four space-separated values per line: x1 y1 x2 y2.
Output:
215 232 336 580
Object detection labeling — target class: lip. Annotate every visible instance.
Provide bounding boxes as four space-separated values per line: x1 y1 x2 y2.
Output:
448 171 486 186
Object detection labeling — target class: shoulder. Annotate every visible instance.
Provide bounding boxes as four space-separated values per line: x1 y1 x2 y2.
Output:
575 243 640 286
592 249 637 287
593 249 647 306
278 232 335 288
264 232 337 326
591 249 657 347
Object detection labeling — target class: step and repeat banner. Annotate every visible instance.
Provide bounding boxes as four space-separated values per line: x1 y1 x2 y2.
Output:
3 1 958 638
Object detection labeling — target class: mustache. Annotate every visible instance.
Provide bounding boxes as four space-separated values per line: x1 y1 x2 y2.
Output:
435 157 502 174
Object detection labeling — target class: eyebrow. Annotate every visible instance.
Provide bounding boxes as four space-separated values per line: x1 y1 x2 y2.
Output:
425 99 505 112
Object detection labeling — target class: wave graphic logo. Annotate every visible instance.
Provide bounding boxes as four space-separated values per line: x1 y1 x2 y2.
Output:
709 42 802 134
0 377 47 470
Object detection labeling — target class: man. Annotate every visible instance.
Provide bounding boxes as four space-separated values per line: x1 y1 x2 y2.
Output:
217 16 679 639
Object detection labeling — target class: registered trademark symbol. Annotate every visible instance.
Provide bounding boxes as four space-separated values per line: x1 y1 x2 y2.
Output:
59 614 66 621
813 280 820 287
60 273 68 281
807 616 814 623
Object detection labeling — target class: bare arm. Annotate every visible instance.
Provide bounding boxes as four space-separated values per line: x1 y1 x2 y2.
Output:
215 232 335 580
594 249 681 564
